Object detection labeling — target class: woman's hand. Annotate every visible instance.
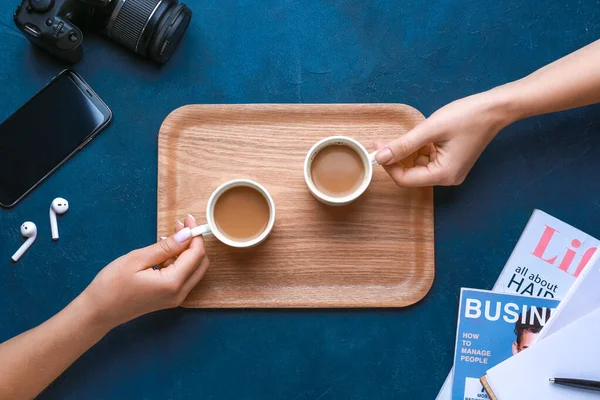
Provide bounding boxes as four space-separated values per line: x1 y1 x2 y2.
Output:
0 215 209 399
375 89 517 187
81 214 209 329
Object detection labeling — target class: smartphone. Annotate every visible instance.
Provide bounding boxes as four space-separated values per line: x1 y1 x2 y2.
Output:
0 70 112 208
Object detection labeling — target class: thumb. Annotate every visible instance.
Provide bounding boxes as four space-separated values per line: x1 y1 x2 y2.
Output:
133 228 193 268
375 122 433 165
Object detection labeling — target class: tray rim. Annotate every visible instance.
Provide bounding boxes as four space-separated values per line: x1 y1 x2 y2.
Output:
157 103 435 308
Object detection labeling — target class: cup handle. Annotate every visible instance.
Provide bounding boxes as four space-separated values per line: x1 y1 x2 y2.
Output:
191 224 213 237
368 151 379 166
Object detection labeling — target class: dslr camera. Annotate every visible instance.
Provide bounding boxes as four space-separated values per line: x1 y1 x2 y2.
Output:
14 0 192 64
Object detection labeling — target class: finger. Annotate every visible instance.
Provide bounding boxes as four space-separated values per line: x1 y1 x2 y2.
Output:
180 256 210 298
162 220 185 268
415 155 429 166
160 234 207 285
426 143 437 161
132 228 193 270
384 163 443 187
175 220 185 232
157 214 203 269
159 213 206 282
162 258 175 268
374 139 388 150
162 214 197 268
376 139 422 167
375 122 435 165
158 237 174 268
183 214 204 256
183 214 198 229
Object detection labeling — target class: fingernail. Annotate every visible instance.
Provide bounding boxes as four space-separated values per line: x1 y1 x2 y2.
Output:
160 236 167 240
174 227 192 243
376 148 393 164
176 221 184 227
187 213 196 222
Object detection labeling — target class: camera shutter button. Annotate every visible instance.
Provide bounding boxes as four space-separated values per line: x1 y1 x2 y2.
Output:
68 32 79 42
28 0 54 13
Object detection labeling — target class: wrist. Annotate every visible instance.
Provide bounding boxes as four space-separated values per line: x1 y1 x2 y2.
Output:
484 80 531 125
72 290 118 335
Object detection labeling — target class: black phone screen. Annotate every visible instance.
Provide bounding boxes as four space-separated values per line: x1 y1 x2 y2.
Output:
0 71 111 207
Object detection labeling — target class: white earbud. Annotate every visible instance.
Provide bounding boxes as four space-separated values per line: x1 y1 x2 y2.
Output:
50 197 69 240
11 222 37 262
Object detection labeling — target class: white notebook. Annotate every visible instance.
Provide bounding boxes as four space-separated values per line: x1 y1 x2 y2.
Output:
537 252 600 340
484 307 600 399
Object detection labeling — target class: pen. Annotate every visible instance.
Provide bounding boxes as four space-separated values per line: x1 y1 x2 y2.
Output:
550 378 600 392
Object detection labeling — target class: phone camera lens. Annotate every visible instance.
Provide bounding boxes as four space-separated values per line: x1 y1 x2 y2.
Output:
104 0 192 64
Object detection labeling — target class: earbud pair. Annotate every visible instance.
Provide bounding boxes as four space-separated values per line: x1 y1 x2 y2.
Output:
11 198 69 262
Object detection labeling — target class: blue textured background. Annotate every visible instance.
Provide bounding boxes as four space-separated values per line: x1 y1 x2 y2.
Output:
1 1 600 399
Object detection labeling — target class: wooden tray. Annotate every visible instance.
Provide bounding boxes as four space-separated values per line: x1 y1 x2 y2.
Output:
157 104 434 308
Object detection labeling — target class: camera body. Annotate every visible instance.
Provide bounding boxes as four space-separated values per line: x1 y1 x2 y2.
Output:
14 0 192 64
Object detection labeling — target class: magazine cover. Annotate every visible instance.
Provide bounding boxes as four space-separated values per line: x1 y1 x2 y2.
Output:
437 209 599 400
451 288 559 400
496 209 599 297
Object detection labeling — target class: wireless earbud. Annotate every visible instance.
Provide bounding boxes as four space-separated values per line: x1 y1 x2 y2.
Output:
11 222 37 262
50 197 69 240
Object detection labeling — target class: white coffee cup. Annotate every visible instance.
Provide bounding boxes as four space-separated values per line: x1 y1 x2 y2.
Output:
190 179 276 248
304 136 378 206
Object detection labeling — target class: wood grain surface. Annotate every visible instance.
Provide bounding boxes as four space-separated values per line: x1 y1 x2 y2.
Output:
157 104 434 308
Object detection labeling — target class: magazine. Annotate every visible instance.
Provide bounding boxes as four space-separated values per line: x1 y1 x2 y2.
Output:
451 289 559 400
436 210 599 400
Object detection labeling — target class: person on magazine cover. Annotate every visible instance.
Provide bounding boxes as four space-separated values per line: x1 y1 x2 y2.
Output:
512 307 553 355
3 38 600 400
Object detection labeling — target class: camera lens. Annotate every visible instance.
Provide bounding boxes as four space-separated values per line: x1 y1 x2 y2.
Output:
105 0 192 64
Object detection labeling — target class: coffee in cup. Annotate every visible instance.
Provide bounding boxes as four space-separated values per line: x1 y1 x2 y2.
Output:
304 136 378 206
213 185 271 241
191 179 276 248
310 144 366 197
